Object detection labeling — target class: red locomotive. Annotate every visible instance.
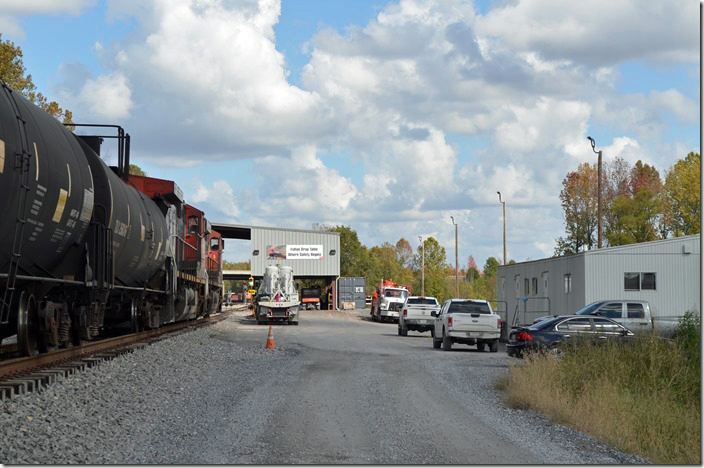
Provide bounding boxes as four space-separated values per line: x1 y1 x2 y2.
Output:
0 82 224 356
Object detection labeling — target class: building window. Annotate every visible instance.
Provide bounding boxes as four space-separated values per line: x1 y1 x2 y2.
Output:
641 273 656 290
564 274 572 294
542 273 549 294
625 272 656 291
515 276 521 297
524 278 529 296
532 278 538 296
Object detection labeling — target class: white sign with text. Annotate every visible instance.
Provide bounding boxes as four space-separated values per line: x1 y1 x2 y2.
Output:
286 244 324 259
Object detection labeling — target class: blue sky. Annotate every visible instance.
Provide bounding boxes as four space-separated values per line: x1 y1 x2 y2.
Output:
1 0 699 268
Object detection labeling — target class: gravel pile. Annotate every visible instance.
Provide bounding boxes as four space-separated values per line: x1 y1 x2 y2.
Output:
0 319 299 464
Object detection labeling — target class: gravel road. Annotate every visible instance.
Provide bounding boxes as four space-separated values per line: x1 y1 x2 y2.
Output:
0 307 648 464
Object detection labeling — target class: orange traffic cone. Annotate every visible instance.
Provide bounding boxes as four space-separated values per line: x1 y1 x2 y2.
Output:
265 325 275 349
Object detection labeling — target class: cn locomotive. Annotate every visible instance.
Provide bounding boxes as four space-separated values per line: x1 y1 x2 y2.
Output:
0 83 224 356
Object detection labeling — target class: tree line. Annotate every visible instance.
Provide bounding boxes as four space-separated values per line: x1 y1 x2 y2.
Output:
555 152 700 255
316 225 511 304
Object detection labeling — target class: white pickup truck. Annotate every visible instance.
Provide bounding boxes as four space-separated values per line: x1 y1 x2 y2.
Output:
432 299 501 352
398 296 440 336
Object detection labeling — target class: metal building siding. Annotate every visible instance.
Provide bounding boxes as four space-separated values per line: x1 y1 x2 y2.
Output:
497 254 586 326
584 235 701 319
250 228 340 277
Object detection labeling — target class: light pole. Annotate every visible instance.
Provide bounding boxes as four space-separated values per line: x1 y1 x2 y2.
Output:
450 216 458 297
418 236 425 296
587 136 603 249
497 192 506 265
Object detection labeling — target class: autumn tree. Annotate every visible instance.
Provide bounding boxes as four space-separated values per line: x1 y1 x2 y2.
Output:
395 238 414 269
663 152 701 236
465 255 480 282
554 162 598 255
604 160 665 246
0 34 73 125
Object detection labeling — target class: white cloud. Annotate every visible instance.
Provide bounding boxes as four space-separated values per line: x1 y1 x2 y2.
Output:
35 0 696 268
478 0 698 66
0 0 93 38
189 179 240 222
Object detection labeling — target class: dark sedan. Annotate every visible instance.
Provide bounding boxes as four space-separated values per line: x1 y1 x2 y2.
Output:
506 315 634 358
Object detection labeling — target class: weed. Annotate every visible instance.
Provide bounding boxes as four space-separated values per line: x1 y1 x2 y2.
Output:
499 316 701 464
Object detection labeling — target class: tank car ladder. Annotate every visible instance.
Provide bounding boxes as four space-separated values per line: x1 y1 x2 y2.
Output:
0 84 32 327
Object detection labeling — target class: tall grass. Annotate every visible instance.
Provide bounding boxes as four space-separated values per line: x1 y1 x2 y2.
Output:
498 312 701 464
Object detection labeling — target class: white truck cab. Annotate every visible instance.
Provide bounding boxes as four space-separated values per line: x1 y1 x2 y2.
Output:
373 287 409 322
432 299 501 352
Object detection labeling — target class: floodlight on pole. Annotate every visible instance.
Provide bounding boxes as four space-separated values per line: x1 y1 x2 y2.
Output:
587 136 603 249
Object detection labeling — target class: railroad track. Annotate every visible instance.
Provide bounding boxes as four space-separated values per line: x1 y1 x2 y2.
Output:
0 312 233 400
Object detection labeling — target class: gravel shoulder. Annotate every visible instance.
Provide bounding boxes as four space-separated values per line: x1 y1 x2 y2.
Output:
0 312 648 464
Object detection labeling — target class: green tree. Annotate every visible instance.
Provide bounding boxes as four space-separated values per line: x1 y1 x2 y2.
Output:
324 225 370 280
663 152 700 236
0 34 73 125
605 188 662 246
483 256 500 277
415 237 450 301
554 162 598 255
129 164 147 176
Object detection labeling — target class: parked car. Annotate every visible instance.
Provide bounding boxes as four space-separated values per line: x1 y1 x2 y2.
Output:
507 315 635 358
532 300 678 336
431 299 501 352
398 296 440 336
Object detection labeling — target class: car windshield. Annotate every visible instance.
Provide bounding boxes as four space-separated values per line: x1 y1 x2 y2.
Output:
448 301 491 314
385 289 405 298
575 301 607 315
408 298 438 305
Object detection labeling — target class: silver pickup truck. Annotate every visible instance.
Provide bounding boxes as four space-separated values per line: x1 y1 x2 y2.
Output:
432 299 501 352
398 296 440 336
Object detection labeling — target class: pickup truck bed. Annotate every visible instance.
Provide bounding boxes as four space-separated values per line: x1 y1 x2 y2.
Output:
398 296 440 336
432 299 501 352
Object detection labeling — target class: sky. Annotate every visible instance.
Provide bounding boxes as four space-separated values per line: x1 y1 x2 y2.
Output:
1 0 700 269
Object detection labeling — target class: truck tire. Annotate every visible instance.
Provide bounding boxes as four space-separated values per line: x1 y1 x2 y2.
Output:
477 342 486 352
400 325 408 337
397 326 401 336
432 336 441 349
442 330 452 351
489 340 499 353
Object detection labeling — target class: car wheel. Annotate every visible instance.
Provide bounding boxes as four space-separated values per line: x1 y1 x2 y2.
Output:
432 336 441 349
397 326 402 336
400 326 408 337
489 341 499 353
546 345 564 360
477 342 486 352
442 330 452 351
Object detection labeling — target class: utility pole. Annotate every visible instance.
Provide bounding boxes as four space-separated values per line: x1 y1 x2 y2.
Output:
588 137 603 249
450 216 458 297
418 235 425 296
497 192 506 265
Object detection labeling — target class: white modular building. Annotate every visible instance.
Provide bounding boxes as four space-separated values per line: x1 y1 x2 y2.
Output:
496 235 701 327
